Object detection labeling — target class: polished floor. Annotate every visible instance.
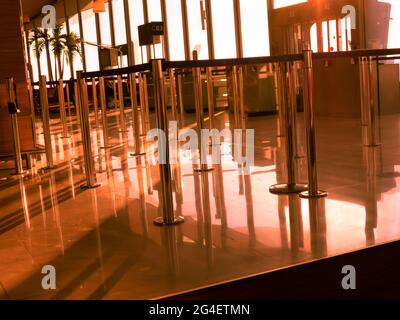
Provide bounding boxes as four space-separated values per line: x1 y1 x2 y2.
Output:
0 106 400 300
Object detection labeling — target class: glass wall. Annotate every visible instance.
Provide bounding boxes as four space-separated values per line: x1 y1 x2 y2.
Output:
240 0 270 57
274 0 307 9
211 0 236 59
187 0 209 59
165 0 185 60
82 9 100 71
112 0 127 46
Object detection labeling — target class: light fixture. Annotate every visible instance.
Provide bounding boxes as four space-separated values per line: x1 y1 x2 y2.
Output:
93 0 106 13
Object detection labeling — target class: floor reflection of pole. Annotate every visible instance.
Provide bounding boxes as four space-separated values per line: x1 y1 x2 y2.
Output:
136 155 148 236
278 196 289 249
200 171 214 268
244 174 256 249
308 197 327 258
288 194 303 256
365 146 379 246
161 226 181 277
91 189 106 292
104 149 118 218
193 168 204 245
49 172 65 254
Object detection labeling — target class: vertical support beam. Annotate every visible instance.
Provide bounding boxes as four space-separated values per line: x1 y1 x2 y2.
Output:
76 0 87 71
204 0 214 59
123 0 135 65
142 0 152 60
181 0 190 60
152 59 184 226
64 0 74 77
233 0 243 58
109 0 116 47
300 50 327 199
95 13 103 70
160 0 170 60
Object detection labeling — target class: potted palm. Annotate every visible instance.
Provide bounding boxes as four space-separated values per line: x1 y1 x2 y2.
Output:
29 27 53 82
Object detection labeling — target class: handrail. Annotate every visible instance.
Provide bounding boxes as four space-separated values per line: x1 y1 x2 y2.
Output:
313 48 400 60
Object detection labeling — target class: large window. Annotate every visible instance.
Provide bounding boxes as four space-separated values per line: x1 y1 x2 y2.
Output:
211 0 236 59
69 14 84 73
240 0 270 57
82 9 99 72
166 0 185 60
274 0 307 9
113 0 127 46
148 0 164 59
129 0 147 64
187 0 209 59
99 3 112 46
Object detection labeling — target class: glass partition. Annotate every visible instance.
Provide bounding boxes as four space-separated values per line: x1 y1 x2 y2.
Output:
99 2 112 46
82 9 100 72
186 0 209 60
129 0 147 64
69 14 84 74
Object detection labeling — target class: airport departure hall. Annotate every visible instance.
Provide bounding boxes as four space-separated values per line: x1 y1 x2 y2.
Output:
1 0 400 301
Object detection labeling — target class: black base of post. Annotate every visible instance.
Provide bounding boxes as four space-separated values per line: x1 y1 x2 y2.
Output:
194 167 214 173
80 183 101 190
299 190 328 199
269 183 308 195
153 216 185 226
129 152 146 157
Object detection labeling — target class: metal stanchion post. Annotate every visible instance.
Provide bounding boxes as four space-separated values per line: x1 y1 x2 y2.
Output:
270 62 307 195
193 64 213 172
113 79 118 110
289 62 303 159
39 76 54 169
299 50 327 198
117 76 127 132
129 73 145 156
74 81 81 126
92 78 100 128
152 59 184 226
274 63 285 137
143 74 151 133
77 71 100 189
359 57 368 126
58 79 69 138
365 56 380 147
99 77 111 149
177 73 185 125
206 67 215 130
231 66 239 129
238 66 246 130
66 82 72 120
169 69 178 121
7 78 24 175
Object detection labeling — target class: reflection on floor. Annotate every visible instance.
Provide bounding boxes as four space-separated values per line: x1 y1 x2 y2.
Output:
0 108 400 300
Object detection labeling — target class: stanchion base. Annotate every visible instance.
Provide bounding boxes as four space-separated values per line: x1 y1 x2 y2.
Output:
299 190 328 199
80 183 101 190
363 143 382 148
269 183 308 195
153 216 185 226
194 167 214 173
129 152 146 157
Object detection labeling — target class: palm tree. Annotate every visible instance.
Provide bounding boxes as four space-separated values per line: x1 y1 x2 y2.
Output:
29 27 54 82
30 28 43 80
51 24 66 79
63 31 82 77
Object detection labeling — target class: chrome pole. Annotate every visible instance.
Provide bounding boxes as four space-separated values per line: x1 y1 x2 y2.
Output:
66 82 72 120
129 73 145 156
39 76 54 168
238 65 246 130
359 57 368 126
7 78 24 175
74 81 81 126
206 67 215 130
169 69 178 121
289 62 303 159
143 74 151 133
270 62 307 195
193 65 213 172
58 79 69 138
77 71 99 189
92 78 100 128
152 59 184 226
300 50 327 198
177 73 185 125
231 66 239 129
365 56 380 147
117 76 127 132
274 63 285 137
113 79 118 110
99 77 110 149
